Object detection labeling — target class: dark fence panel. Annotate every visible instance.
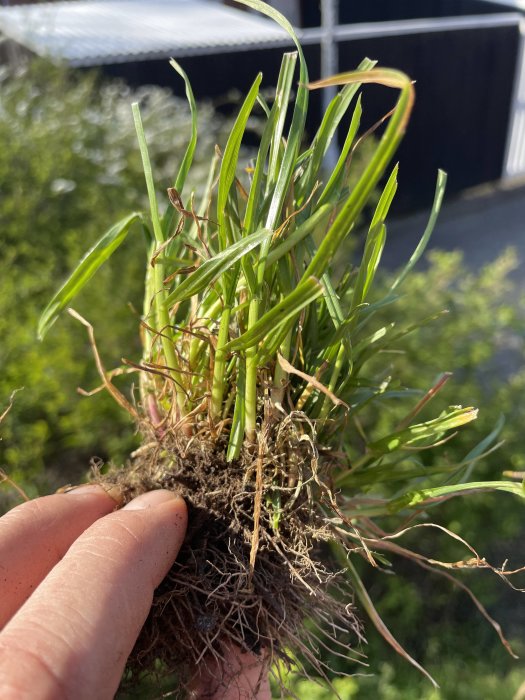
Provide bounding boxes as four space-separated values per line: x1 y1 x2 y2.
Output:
301 0 515 27
338 23 520 212
339 0 516 24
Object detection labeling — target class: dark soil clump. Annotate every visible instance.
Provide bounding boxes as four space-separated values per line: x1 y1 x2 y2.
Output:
99 413 363 696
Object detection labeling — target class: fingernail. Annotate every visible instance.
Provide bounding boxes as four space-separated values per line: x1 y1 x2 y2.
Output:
61 483 124 505
123 489 180 510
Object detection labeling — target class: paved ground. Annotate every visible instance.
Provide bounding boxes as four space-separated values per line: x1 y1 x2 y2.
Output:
383 180 525 276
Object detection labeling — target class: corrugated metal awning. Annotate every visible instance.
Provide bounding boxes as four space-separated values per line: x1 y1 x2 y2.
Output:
0 0 293 66
480 0 525 9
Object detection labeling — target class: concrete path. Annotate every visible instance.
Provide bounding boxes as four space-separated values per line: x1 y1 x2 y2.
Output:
383 181 525 275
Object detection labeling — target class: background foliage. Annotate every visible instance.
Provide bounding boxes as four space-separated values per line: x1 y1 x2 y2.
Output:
1 59 524 697
290 247 525 697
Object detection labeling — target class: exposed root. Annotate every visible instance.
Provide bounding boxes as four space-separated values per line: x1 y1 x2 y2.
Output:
98 412 363 697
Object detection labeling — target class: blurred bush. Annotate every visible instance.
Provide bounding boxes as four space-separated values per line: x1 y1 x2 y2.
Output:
274 247 525 696
0 58 225 499
357 247 525 695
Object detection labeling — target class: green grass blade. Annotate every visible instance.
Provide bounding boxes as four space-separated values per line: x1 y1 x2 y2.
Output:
217 72 262 249
460 415 505 482
265 204 333 267
353 310 447 374
369 406 478 456
236 0 309 231
243 92 278 235
345 166 398 326
244 52 296 235
387 480 525 514
303 69 415 281
159 59 199 238
38 212 140 339
336 457 457 490
132 103 165 246
300 58 375 204
391 169 447 291
170 59 198 194
351 222 387 312
133 101 184 406
370 163 399 228
224 277 323 352
165 228 271 306
317 95 363 207
227 360 246 461
265 51 298 199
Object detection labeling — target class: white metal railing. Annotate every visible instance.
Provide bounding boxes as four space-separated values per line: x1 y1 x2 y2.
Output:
298 12 521 45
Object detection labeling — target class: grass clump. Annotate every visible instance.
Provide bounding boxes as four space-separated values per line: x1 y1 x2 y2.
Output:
38 0 524 695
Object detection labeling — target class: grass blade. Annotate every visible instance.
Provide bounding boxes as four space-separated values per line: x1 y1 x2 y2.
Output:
369 406 478 456
317 95 363 207
38 212 140 339
391 169 447 291
133 101 184 406
217 72 262 249
165 228 271 306
333 545 439 688
388 480 525 514
170 59 198 194
303 69 414 282
300 58 375 204
227 360 246 461
236 0 310 231
224 277 323 352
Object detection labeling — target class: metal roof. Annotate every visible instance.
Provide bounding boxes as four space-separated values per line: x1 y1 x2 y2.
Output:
480 0 525 10
0 0 293 66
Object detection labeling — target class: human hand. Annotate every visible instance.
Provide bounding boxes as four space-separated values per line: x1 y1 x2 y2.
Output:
0 486 271 699
0 486 186 699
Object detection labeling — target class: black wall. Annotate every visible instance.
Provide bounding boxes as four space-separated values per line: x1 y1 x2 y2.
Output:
338 23 520 212
339 0 515 24
301 0 515 27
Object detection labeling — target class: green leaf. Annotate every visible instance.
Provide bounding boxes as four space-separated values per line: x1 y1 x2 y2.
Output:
170 59 198 194
224 277 323 352
300 57 375 204
217 72 262 249
165 228 271 306
132 103 164 245
303 68 415 281
227 360 246 461
351 222 386 313
265 203 333 267
391 169 447 291
38 213 140 340
369 406 478 456
317 94 363 207
333 545 439 688
264 51 298 202
459 414 505 482
387 480 525 514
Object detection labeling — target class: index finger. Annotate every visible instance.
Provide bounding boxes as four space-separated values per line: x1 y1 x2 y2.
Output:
0 486 119 628
0 490 187 700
